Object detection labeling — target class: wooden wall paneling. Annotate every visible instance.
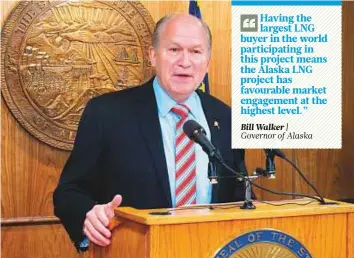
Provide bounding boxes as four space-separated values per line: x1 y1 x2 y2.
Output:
340 1 354 200
244 149 264 199
199 1 232 105
260 149 296 201
1 101 69 218
293 2 354 201
293 149 341 200
245 149 295 201
1 223 91 258
143 1 189 19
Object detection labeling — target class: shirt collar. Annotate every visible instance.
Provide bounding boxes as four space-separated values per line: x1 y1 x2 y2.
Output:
153 77 199 118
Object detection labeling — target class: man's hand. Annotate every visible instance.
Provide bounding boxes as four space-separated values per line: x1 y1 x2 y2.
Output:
83 194 122 246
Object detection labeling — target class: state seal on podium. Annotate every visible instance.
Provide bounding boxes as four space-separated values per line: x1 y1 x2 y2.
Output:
213 229 312 258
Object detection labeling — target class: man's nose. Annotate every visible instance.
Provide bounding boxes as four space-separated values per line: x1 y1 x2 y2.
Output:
178 50 192 67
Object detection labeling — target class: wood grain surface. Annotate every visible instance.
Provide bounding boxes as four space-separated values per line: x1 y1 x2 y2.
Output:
93 201 353 258
1 1 354 258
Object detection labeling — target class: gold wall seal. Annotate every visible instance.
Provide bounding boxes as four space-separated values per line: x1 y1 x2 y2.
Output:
1 1 155 150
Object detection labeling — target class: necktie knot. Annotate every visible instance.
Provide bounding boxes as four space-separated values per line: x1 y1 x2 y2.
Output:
171 104 190 120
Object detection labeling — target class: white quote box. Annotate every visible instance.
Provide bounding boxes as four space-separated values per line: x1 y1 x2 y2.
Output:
231 1 342 149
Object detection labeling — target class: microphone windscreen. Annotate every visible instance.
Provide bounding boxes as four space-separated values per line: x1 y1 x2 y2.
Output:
183 120 202 138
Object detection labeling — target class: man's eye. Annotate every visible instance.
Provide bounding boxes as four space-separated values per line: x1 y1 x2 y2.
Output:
170 48 179 52
192 50 201 54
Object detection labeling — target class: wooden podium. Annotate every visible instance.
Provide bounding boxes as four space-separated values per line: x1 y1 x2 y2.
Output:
91 199 354 257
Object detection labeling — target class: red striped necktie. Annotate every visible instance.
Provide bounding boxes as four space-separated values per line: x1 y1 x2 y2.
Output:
171 104 196 207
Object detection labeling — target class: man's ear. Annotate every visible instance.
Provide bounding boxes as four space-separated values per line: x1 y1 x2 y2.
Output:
149 47 156 67
206 55 211 70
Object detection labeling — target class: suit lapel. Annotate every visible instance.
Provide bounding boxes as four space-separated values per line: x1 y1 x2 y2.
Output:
132 81 172 207
198 92 223 151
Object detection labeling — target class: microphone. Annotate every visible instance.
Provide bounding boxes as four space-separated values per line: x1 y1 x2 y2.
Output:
262 149 286 178
255 149 286 178
265 148 286 159
183 120 224 163
264 149 276 178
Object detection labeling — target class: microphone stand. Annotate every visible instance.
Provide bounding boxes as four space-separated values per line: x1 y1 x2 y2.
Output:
240 149 278 209
208 161 218 203
240 175 257 209
265 150 276 179
240 168 277 209
207 149 273 209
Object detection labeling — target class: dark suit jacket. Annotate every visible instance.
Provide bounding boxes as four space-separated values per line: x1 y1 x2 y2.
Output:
53 78 247 248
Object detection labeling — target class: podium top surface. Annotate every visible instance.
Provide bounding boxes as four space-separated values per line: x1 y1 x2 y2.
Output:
114 199 354 225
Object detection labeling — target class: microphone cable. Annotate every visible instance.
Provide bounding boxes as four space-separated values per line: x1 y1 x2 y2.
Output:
219 161 326 204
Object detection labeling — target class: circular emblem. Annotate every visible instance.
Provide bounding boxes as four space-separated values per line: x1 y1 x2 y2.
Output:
1 1 155 150
214 229 312 258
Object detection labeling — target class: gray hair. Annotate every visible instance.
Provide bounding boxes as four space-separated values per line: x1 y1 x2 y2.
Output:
152 14 212 56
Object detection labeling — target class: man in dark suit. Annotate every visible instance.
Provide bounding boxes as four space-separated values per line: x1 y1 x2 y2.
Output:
53 13 246 250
